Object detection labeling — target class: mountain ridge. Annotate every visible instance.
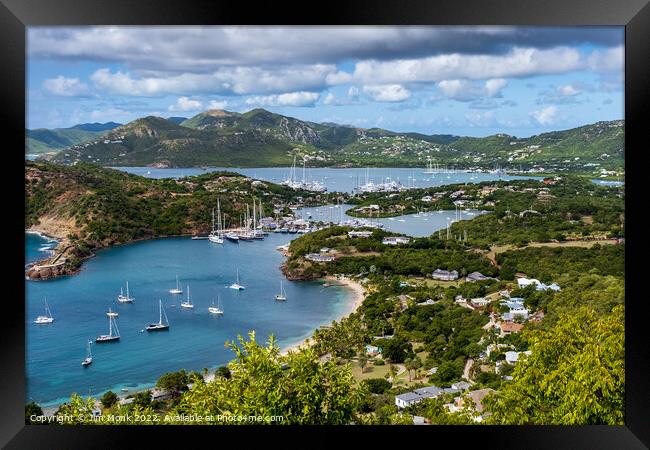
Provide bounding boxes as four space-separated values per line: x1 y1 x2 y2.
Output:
41 109 623 175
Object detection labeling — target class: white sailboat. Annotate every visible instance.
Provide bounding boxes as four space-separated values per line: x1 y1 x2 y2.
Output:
274 280 287 301
106 307 118 318
229 269 245 290
96 315 120 342
33 297 54 324
180 285 194 308
117 281 134 303
208 295 224 315
81 340 93 366
146 300 170 331
169 275 183 294
208 201 224 244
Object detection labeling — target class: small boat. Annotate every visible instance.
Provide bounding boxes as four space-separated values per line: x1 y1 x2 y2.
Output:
229 269 245 290
146 300 170 331
274 280 287 301
33 297 54 324
121 388 129 392
191 235 209 240
225 232 240 242
96 315 120 343
117 281 134 303
81 340 93 367
169 275 183 294
106 307 118 318
208 296 224 315
180 285 194 309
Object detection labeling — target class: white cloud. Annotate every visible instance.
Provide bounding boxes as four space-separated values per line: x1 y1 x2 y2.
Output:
530 105 558 125
89 65 336 97
323 93 336 105
485 78 508 97
168 96 203 112
362 84 411 102
245 91 320 107
42 76 90 96
557 85 579 96
436 78 507 101
587 46 624 72
346 47 584 85
347 86 360 99
27 27 623 71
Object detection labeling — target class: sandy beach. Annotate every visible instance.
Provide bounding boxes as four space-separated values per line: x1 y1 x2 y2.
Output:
279 275 366 356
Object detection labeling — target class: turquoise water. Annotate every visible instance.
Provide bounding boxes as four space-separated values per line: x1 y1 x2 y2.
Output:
26 233 353 406
297 204 487 238
115 166 538 193
26 232 58 265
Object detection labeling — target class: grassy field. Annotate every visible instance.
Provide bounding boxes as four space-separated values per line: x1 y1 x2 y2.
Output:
349 361 391 382
486 239 619 265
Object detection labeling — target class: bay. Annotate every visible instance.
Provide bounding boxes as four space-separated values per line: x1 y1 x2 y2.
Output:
26 233 353 407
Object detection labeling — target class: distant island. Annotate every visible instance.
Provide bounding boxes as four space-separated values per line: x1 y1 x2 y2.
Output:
27 108 624 179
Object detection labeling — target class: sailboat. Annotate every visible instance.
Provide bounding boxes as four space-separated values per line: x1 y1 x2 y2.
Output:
117 281 134 303
229 269 245 290
106 307 118 318
180 285 194 308
208 295 224 315
274 280 287 301
33 297 54 324
146 300 170 331
81 340 93 366
169 275 183 294
96 315 120 342
209 202 224 244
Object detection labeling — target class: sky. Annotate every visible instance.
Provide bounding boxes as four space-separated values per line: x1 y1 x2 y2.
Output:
27 26 624 137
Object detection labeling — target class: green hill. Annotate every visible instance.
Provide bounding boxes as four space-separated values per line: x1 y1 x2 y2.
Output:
44 109 623 175
26 122 121 155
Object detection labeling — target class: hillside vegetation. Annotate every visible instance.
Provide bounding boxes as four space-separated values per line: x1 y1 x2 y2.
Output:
43 109 623 175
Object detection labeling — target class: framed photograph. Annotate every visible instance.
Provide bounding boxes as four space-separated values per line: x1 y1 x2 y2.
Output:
2 0 648 446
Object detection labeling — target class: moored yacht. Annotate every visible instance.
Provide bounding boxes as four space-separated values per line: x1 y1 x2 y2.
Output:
96 315 120 343
169 274 183 294
146 300 170 331
33 298 54 324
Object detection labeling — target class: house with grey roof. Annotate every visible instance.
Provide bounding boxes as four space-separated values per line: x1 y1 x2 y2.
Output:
395 392 424 409
432 269 459 281
452 381 472 391
465 271 495 282
395 385 447 408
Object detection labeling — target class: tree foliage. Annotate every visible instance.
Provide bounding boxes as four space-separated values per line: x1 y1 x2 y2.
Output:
484 305 624 425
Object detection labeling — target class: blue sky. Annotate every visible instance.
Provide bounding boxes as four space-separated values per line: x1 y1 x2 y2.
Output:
27 26 624 137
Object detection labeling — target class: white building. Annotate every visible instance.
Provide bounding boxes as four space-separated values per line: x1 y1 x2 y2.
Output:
432 269 459 281
348 230 373 238
383 236 411 245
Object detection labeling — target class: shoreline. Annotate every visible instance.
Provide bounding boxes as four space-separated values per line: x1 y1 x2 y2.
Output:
279 275 366 356
38 275 366 414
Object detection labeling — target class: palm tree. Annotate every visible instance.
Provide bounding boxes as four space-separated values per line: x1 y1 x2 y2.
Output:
358 355 368 373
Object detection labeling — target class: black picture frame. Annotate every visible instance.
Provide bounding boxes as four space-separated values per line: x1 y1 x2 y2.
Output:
2 0 648 447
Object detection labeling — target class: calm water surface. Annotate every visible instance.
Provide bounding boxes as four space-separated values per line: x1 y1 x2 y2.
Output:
26 233 353 406
115 166 538 193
